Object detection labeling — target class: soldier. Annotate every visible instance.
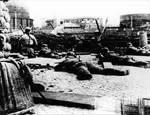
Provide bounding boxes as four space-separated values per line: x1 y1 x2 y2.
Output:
38 44 52 57
38 44 65 59
19 27 38 58
126 42 150 56
54 56 129 80
98 47 149 67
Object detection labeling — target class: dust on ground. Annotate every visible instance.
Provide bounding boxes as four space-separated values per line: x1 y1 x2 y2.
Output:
24 55 150 114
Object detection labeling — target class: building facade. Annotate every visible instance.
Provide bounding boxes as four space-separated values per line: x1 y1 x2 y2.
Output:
120 14 150 29
7 4 33 31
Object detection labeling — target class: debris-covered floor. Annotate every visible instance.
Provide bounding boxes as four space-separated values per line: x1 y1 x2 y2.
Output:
24 55 150 114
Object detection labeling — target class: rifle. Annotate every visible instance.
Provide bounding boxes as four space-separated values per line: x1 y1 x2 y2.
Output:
95 18 108 68
49 23 54 30
19 24 25 34
95 18 108 42
27 63 53 70
20 25 37 46
95 19 101 35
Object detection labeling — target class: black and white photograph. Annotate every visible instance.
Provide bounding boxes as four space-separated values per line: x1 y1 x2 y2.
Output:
0 0 150 114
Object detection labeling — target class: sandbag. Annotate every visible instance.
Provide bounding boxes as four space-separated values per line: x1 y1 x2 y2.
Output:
4 42 11 51
2 6 9 12
0 1 6 10
0 1 10 30
4 22 10 29
0 9 4 17
0 16 6 27
0 59 34 114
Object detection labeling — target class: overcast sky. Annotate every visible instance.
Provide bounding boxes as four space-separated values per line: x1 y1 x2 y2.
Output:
8 0 150 27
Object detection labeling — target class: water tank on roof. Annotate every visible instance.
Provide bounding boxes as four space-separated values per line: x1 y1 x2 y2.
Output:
120 14 150 28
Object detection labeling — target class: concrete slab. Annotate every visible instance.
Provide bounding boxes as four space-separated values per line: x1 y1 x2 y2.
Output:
32 91 122 115
24 56 150 114
33 96 121 115
32 91 96 109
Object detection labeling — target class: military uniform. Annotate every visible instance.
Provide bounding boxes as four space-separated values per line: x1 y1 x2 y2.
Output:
38 44 63 59
19 28 37 58
55 57 129 80
126 42 150 56
99 47 149 67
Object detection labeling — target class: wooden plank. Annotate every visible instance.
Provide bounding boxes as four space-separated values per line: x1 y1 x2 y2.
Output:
32 91 96 109
8 107 34 115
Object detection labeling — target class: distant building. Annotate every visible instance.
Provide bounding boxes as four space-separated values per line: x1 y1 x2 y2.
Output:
45 17 103 32
7 4 34 31
120 14 150 29
45 19 57 29
63 17 103 29
60 17 103 32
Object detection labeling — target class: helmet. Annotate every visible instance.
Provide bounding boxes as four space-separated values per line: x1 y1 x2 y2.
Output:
127 42 132 47
101 47 109 53
25 27 31 32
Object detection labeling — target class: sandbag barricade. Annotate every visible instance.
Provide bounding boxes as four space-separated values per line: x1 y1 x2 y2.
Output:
0 59 34 114
0 1 10 31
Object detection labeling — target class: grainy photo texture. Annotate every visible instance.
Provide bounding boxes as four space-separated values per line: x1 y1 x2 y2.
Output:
0 0 150 114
